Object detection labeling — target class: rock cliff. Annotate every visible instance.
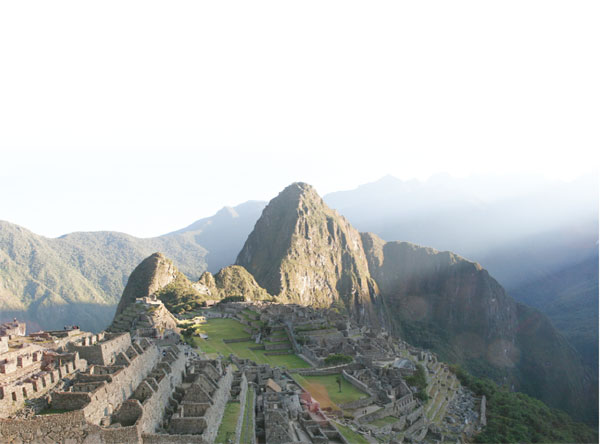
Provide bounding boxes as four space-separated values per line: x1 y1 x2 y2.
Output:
236 182 382 325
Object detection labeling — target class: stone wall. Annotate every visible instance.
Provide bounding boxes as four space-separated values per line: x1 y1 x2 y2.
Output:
53 340 160 424
234 373 248 444
0 345 187 444
296 363 360 376
135 347 186 434
295 351 320 368
341 370 374 396
299 347 324 367
143 433 208 443
338 395 377 410
200 364 233 443
0 336 8 354
68 333 132 366
0 409 94 443
480 395 486 427
264 342 291 351
0 352 86 418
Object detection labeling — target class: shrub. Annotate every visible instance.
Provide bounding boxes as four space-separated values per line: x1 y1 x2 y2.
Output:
324 353 353 366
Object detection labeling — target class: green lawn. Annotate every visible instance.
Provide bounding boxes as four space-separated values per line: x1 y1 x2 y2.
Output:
240 387 255 444
190 318 310 369
335 423 370 444
215 402 241 443
369 415 399 427
292 374 369 410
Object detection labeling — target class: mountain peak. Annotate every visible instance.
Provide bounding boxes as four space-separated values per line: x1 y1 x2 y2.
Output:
112 252 177 318
278 182 320 203
236 182 381 325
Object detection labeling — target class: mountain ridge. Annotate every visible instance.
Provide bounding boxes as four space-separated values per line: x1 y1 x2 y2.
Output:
0 200 265 331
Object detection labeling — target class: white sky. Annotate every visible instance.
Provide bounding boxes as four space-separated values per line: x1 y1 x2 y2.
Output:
1 1 598 238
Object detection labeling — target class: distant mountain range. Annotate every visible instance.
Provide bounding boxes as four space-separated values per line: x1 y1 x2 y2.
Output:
0 201 265 331
0 174 596 383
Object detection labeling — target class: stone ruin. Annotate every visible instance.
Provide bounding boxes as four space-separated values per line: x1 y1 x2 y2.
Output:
1 303 487 443
232 355 346 444
216 302 486 443
0 320 232 444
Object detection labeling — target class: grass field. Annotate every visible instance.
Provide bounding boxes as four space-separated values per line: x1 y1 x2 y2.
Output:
369 415 399 427
335 423 370 444
190 318 310 369
240 386 255 444
292 373 368 410
215 402 241 443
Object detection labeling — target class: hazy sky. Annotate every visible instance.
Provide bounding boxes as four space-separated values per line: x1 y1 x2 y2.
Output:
1 1 598 238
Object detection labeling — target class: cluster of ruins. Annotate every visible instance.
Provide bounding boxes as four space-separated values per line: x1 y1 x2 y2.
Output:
0 319 231 443
216 302 487 443
1 298 485 443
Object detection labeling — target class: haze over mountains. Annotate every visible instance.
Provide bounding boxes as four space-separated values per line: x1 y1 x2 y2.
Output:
233 182 596 423
0 173 597 388
322 174 599 376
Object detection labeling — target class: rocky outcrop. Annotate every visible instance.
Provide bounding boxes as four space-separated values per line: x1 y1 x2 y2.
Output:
109 299 179 334
196 265 272 301
113 253 177 318
236 182 382 325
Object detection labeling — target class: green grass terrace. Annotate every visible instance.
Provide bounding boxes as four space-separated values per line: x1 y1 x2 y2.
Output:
188 318 310 369
215 401 240 443
291 373 369 411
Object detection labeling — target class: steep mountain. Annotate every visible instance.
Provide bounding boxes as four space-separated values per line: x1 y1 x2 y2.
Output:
0 201 264 332
236 182 384 325
237 183 596 424
360 233 596 423
323 174 599 393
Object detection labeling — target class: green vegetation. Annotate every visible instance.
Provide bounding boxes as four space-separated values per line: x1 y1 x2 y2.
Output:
335 423 370 444
324 353 353 366
369 415 400 427
240 386 255 444
450 366 598 444
218 296 245 303
201 265 273 302
511 254 599 372
405 364 428 402
291 373 368 410
37 407 71 415
215 402 241 443
155 272 206 314
190 318 310 369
